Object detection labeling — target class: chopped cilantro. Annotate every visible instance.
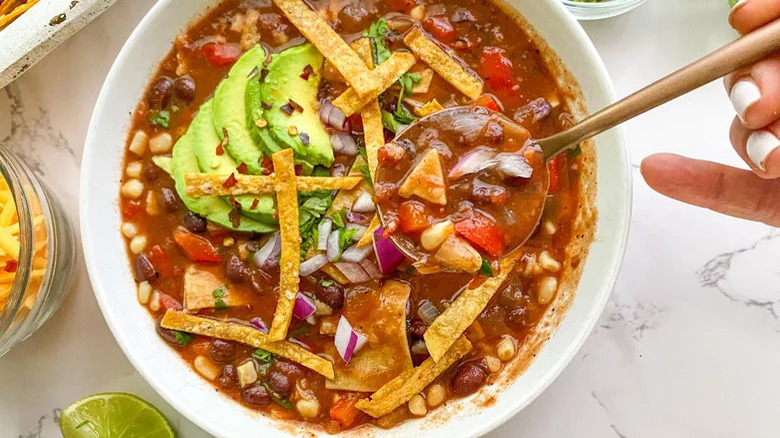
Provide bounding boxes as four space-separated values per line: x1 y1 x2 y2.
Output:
398 72 422 95
477 257 493 277
149 110 170 128
364 18 392 65
330 208 347 229
263 382 293 409
252 349 273 363
358 145 368 161
339 227 359 252
173 331 193 346
567 144 582 159
394 102 416 124
298 190 334 258
382 110 406 133
358 164 373 188
321 280 334 287
290 326 310 337
404 265 415 276
213 287 227 310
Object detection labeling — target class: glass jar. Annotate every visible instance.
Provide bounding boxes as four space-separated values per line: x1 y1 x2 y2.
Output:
0 147 76 357
562 0 648 20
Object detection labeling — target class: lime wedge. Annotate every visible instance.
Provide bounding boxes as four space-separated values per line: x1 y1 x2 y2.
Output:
60 393 176 438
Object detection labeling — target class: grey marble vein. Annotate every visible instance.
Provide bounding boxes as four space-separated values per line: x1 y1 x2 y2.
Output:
598 302 667 340
591 391 629 438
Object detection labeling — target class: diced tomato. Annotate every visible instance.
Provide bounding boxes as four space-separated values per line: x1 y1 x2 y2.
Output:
547 155 568 194
472 94 504 113
454 211 505 257
123 200 143 218
295 165 303 176
398 201 431 234
423 17 457 44
479 46 515 90
330 393 364 428
158 292 183 311
148 245 173 278
4 260 17 273
260 155 274 175
201 43 242 67
347 113 363 132
173 227 223 263
206 222 229 239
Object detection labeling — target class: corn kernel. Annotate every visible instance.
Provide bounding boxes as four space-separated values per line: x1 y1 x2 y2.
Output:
296 399 320 418
538 251 561 272
223 237 235 247
121 222 138 239
149 132 173 154
128 130 148 156
121 179 144 199
148 291 161 311
537 276 558 305
484 355 502 373
193 355 220 381
408 394 427 416
497 337 516 362
129 235 147 254
125 161 143 178
426 384 446 407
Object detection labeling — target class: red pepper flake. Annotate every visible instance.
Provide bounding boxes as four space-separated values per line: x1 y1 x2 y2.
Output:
229 196 242 210
259 155 274 175
222 173 238 189
216 127 229 155
300 132 310 146
288 99 303 113
4 260 17 273
280 103 294 115
236 162 248 174
263 53 273 66
261 101 272 110
250 198 259 210
300 64 316 80
228 209 241 228
259 68 269 82
294 165 303 176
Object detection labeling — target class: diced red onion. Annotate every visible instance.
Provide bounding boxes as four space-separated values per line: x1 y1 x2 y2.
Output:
451 110 490 143
333 262 371 283
326 229 341 262
346 210 370 225
410 340 428 355
252 231 281 268
300 253 328 276
341 244 373 263
417 300 441 324
250 317 268 333
317 218 332 251
449 146 497 179
334 315 368 364
372 227 406 275
351 191 375 213
360 259 382 279
513 97 552 124
345 223 367 241
289 337 312 351
320 101 348 131
331 163 347 177
478 152 533 179
330 132 359 156
293 293 317 320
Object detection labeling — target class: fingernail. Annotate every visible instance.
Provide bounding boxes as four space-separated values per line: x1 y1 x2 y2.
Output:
746 130 780 171
730 79 761 123
731 0 747 11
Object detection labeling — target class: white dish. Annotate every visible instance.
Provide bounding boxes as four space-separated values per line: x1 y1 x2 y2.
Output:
0 0 118 89
80 0 631 436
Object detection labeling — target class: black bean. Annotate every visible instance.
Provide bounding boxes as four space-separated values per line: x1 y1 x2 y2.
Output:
242 385 271 407
267 370 292 396
172 75 196 103
317 283 344 310
408 320 428 340
226 255 247 283
134 254 156 282
498 281 529 308
451 361 487 395
161 187 179 212
338 2 377 32
271 359 305 379
143 162 160 182
182 211 207 233
148 76 173 109
155 316 180 344
210 339 237 363
218 364 237 388
506 307 530 331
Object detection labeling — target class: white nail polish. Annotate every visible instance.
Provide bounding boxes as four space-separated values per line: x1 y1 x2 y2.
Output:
730 79 761 123
746 130 780 171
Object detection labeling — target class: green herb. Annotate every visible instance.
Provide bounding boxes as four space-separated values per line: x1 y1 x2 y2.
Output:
289 326 310 337
398 72 422 95
364 19 392 65
394 102 416 124
298 190 335 258
252 349 273 363
149 110 170 128
213 287 228 310
358 145 368 160
567 145 582 159
330 208 347 229
404 266 415 276
339 227 359 252
358 164 373 188
173 331 193 346
263 383 293 409
321 280 334 287
477 257 493 277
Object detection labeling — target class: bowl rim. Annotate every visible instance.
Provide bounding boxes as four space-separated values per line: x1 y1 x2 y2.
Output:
79 0 631 436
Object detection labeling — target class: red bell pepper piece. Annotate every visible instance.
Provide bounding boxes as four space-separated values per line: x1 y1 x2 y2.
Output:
173 227 223 263
201 43 242 67
423 17 457 44
547 155 562 194
472 94 503 113
479 46 516 91
330 393 364 428
455 210 505 257
123 200 143 218
398 201 431 234
148 245 173 278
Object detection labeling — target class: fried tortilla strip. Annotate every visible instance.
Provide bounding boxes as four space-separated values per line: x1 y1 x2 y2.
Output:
333 52 417 116
184 173 362 197
182 265 250 311
0 0 17 16
356 214 379 248
273 0 377 97
424 256 516 361
161 310 334 378
355 336 472 417
404 27 483 100
326 281 413 392
0 0 38 28
268 149 300 342
352 38 383 180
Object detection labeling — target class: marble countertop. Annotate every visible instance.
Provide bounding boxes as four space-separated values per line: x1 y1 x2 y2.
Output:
3 0 778 437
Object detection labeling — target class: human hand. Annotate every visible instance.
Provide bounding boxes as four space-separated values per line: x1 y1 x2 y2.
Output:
641 0 780 227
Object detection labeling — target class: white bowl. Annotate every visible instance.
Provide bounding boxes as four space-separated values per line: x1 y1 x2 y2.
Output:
80 0 631 436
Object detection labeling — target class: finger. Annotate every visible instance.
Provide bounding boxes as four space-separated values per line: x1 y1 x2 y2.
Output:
641 153 780 227
729 0 780 35
729 117 780 177
724 55 780 129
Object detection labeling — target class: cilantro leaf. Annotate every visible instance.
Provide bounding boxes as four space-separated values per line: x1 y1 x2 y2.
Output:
358 145 368 160
358 164 373 188
382 110 407 133
398 72 422 95
212 287 228 310
339 227 359 252
149 110 170 128
567 144 582 159
364 18 392 65
477 257 493 277
394 101 416 124
252 348 273 363
321 280 334 287
364 18 389 38
330 208 347 229
173 331 193 346
262 382 293 409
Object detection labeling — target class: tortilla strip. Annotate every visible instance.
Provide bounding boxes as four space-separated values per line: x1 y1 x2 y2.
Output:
325 281 413 392
184 173 362 197
272 0 377 97
404 27 484 100
0 0 38 28
356 215 379 248
268 149 300 342
352 38 383 180
424 256 516 361
332 52 417 116
182 265 249 311
355 336 472 417
0 0 16 16
161 310 334 378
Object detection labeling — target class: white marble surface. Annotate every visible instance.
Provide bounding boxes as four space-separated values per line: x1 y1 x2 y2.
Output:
2 0 778 437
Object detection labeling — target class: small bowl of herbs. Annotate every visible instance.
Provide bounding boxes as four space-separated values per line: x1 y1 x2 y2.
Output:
562 0 648 20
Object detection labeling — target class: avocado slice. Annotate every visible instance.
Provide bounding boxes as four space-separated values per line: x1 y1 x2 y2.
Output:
172 132 276 233
260 44 334 169
246 76 284 158
192 99 275 224
213 45 268 175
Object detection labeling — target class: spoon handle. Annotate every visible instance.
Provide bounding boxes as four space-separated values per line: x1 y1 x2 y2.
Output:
538 17 780 158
